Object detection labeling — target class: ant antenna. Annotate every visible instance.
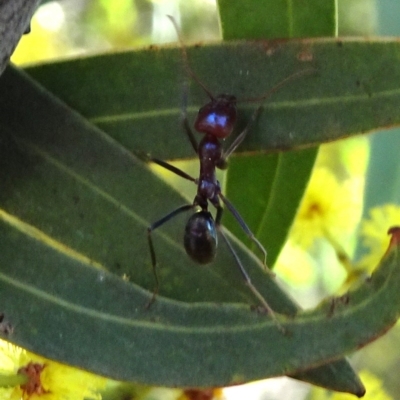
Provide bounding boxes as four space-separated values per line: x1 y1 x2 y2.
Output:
239 68 317 103
167 15 215 100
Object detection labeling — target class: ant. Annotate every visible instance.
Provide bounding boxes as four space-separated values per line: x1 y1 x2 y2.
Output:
146 16 314 325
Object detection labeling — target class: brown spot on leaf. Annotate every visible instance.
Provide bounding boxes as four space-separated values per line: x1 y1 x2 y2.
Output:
297 50 313 62
327 293 350 317
387 226 400 247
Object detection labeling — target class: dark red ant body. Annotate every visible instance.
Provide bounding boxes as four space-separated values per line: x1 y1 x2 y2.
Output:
146 16 313 323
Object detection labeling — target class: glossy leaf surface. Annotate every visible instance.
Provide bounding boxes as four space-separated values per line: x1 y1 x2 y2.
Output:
14 39 400 392
218 1 360 394
218 0 336 38
25 38 400 159
0 66 400 390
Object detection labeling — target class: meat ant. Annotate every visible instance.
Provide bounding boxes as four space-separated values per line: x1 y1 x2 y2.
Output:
146 16 314 325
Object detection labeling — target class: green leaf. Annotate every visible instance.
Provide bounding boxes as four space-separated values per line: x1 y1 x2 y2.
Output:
22 38 400 395
218 0 319 269
218 1 362 396
1 65 400 390
224 151 316 267
26 38 400 272
0 62 308 305
217 0 336 39
24 39 400 158
0 61 396 394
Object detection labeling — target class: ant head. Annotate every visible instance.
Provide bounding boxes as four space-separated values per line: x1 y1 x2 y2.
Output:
167 15 236 139
194 94 237 139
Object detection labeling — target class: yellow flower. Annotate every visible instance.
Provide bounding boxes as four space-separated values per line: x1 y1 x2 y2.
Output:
0 339 106 400
290 167 363 249
274 240 317 287
357 204 400 272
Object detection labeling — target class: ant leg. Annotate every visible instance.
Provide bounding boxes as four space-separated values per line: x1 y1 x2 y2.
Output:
216 222 283 331
221 106 262 163
218 191 274 276
147 204 194 307
150 157 197 183
181 81 199 154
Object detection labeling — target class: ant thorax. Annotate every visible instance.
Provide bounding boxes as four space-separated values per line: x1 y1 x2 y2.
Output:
197 134 222 201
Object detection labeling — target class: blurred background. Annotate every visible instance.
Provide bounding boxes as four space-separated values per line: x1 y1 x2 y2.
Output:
10 1 400 399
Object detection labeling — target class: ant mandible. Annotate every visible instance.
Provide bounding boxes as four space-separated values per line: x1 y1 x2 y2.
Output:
146 15 313 324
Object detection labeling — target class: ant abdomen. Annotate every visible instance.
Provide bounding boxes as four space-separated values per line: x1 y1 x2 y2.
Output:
184 211 217 264
194 95 237 138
